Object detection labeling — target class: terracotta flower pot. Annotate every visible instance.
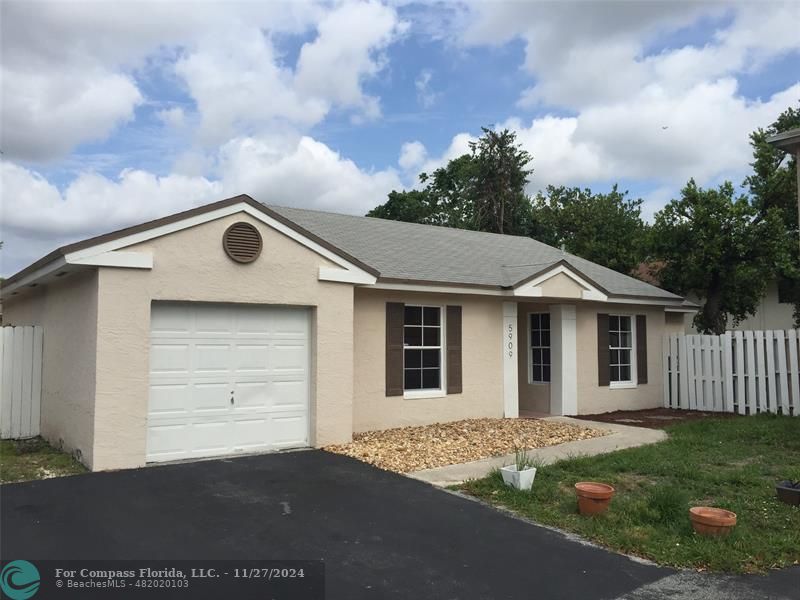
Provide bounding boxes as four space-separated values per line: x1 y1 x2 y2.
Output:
689 507 737 537
575 482 615 515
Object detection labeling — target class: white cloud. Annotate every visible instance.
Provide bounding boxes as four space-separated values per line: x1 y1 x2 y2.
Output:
418 133 475 175
418 81 800 194
398 141 427 170
448 0 800 208
461 1 799 111
218 135 402 214
175 28 329 143
1 65 142 161
294 0 407 121
1 1 405 159
1 133 402 274
415 69 438 108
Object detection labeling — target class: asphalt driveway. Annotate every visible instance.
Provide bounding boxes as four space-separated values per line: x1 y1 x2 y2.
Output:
1 450 796 599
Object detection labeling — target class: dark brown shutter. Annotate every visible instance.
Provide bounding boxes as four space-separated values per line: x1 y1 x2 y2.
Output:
597 313 610 387
446 305 462 394
636 314 648 384
386 302 405 396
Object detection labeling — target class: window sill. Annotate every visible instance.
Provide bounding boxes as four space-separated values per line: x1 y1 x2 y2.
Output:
609 381 637 390
528 381 551 386
403 390 446 400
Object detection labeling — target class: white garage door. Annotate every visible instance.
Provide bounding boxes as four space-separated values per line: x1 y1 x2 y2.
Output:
147 302 310 462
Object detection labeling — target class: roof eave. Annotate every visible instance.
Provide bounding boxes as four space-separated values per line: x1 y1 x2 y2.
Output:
2 194 381 292
767 128 800 153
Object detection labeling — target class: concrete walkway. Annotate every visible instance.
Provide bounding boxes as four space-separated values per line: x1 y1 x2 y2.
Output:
409 416 666 486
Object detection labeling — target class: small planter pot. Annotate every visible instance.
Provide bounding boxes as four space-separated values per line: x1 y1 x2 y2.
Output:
689 507 737 537
574 482 615 515
776 481 800 506
500 465 537 491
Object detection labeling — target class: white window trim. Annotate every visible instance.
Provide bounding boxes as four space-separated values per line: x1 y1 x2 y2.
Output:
402 304 447 399
527 312 551 385
608 314 637 389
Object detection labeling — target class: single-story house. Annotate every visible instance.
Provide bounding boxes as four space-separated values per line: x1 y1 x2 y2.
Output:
1 195 689 471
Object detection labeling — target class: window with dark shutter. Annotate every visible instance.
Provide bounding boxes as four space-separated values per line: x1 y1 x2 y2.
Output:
385 302 405 396
636 314 648 384
446 305 462 394
403 305 443 392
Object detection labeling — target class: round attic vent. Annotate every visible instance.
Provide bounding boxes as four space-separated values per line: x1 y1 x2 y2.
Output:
223 222 263 263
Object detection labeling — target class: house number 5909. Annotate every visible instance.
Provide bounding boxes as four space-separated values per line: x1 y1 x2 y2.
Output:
507 323 514 357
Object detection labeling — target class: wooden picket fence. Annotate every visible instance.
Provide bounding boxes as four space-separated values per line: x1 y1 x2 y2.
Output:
0 326 43 438
663 330 800 415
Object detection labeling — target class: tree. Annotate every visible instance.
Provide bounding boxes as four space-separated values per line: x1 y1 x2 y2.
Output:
468 128 533 235
744 104 800 324
366 189 434 224
529 185 649 274
367 128 533 235
651 180 790 334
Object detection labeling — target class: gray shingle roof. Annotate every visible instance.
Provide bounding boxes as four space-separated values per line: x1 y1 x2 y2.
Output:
269 205 681 301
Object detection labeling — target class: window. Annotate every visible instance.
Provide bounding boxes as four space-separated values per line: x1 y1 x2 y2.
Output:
609 315 634 385
403 306 442 391
529 313 551 383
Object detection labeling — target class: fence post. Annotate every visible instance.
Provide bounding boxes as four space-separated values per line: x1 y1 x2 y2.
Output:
734 331 746 414
670 335 680 408
775 330 789 414
722 331 733 412
31 326 43 435
765 330 777 413
789 330 799 416
678 335 689 410
662 335 670 408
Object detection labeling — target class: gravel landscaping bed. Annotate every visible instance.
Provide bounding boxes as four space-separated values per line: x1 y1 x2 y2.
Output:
324 418 606 473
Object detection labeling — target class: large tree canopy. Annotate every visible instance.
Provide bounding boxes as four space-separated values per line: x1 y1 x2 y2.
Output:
744 104 800 324
530 185 649 275
651 180 789 334
367 128 532 235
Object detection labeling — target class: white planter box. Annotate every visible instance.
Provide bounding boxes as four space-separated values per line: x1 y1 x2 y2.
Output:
500 465 537 491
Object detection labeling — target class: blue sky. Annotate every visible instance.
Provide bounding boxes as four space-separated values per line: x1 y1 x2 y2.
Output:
2 0 799 274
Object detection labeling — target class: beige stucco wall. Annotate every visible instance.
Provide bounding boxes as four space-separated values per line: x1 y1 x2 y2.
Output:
352 288 504 432
516 301 551 413
665 312 686 334
2 270 99 466
684 281 795 332
539 273 584 299
91 211 356 470
576 302 669 414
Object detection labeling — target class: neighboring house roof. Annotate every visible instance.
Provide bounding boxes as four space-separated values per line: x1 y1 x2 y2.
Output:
631 261 666 287
269 205 680 300
3 194 681 302
767 127 800 153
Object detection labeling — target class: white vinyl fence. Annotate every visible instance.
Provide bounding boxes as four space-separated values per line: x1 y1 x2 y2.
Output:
663 330 800 415
0 326 43 438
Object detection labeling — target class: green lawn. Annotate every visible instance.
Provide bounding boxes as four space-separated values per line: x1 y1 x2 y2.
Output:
0 437 87 484
457 414 800 573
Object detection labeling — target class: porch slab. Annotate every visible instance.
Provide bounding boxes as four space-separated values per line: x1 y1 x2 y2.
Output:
408 417 666 487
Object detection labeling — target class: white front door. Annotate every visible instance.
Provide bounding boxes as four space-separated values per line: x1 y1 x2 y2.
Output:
147 302 310 462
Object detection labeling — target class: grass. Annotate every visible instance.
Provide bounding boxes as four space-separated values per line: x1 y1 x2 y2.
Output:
0 437 86 484
456 414 800 573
